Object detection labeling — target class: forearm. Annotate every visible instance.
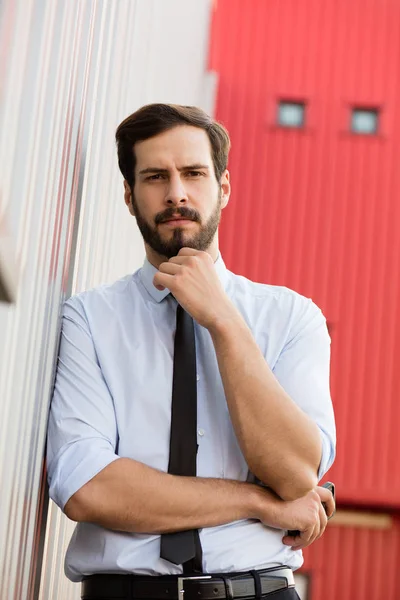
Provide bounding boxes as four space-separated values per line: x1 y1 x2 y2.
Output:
64 457 278 533
209 312 321 500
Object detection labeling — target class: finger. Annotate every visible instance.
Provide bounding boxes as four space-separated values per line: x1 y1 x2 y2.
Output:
309 502 327 545
324 493 336 519
316 487 335 519
291 525 317 550
315 486 333 506
177 247 203 256
153 272 175 291
167 255 199 267
301 524 316 547
167 256 189 265
286 526 313 550
308 512 322 547
317 502 328 538
282 533 301 547
158 262 182 275
297 507 328 549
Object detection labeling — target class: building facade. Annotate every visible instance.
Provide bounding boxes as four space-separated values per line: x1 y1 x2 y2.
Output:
0 1 215 598
2 0 399 597
209 0 400 598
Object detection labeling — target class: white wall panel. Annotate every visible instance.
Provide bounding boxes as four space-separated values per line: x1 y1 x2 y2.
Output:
0 1 214 598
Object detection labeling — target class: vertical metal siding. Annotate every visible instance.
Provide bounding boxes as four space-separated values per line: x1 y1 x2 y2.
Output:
209 0 400 506
0 0 214 598
301 516 400 600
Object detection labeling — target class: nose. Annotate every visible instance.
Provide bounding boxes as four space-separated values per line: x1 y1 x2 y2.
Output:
165 173 188 206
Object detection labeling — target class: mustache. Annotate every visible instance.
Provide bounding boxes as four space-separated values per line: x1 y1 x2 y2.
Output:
154 207 201 225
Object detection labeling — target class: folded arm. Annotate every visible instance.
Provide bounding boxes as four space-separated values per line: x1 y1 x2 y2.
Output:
64 456 271 532
64 456 334 551
48 291 334 548
154 250 336 502
209 299 335 501
46 297 284 533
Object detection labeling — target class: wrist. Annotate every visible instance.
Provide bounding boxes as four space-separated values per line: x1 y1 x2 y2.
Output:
246 483 278 518
234 482 260 521
246 483 288 529
246 484 265 519
207 304 245 338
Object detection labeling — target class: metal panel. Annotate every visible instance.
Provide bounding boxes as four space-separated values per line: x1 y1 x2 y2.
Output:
0 2 105 597
301 515 400 600
0 212 18 302
209 0 400 506
0 0 214 598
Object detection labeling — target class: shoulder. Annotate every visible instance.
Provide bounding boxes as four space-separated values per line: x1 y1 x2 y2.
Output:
226 270 326 336
63 272 136 320
228 270 322 311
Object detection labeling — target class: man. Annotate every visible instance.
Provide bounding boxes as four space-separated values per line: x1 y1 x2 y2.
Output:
47 104 336 600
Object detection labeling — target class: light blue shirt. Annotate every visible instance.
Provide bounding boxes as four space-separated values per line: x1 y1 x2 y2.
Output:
47 255 335 582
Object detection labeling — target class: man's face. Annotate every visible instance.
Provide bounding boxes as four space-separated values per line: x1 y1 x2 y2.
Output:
124 125 230 259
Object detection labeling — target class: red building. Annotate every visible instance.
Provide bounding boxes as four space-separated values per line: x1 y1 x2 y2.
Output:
209 1 400 597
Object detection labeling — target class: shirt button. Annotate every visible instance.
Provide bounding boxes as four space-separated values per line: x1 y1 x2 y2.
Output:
196 375 200 381
198 429 205 437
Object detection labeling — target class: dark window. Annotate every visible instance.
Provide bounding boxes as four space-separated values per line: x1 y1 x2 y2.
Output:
277 101 305 128
351 108 379 135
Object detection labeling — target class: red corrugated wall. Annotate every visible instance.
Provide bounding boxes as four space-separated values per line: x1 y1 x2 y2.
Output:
209 0 400 507
301 517 400 599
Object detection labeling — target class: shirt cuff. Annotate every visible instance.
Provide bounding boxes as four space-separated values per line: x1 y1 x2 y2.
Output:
317 427 335 481
48 439 120 510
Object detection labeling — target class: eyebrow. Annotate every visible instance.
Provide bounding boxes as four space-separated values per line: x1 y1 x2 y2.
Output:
138 164 210 176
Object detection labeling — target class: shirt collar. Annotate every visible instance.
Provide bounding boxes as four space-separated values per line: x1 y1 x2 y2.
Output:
139 253 230 303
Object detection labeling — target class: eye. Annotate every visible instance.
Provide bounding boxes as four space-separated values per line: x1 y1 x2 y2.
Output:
146 173 164 181
186 170 203 177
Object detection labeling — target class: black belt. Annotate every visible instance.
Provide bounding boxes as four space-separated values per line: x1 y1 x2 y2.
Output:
81 567 295 600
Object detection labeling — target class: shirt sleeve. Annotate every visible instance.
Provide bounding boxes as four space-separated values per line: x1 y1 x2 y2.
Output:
272 296 336 480
47 295 120 510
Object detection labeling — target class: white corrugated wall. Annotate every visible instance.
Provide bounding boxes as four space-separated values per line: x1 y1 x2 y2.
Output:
0 1 215 598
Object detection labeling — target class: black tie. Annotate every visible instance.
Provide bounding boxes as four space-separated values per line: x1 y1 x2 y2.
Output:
160 304 203 572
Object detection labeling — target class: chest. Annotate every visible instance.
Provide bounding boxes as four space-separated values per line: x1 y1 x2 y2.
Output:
89 298 282 475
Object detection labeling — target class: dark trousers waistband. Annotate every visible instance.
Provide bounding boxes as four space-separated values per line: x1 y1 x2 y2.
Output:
81 567 296 600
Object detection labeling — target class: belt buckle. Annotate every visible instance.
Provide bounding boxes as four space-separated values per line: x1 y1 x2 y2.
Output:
177 575 212 599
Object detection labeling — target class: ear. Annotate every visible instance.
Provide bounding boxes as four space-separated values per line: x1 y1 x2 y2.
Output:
220 170 231 209
123 180 135 216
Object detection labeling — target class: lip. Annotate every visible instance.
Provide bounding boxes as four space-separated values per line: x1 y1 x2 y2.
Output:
160 218 195 226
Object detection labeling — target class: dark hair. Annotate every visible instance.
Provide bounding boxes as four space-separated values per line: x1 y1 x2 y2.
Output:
115 103 230 189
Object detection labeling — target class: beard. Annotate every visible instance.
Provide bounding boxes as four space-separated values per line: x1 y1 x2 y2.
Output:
132 190 222 259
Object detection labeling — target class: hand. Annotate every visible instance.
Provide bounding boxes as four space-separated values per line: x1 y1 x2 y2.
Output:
153 249 238 330
256 486 335 551
281 486 335 550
